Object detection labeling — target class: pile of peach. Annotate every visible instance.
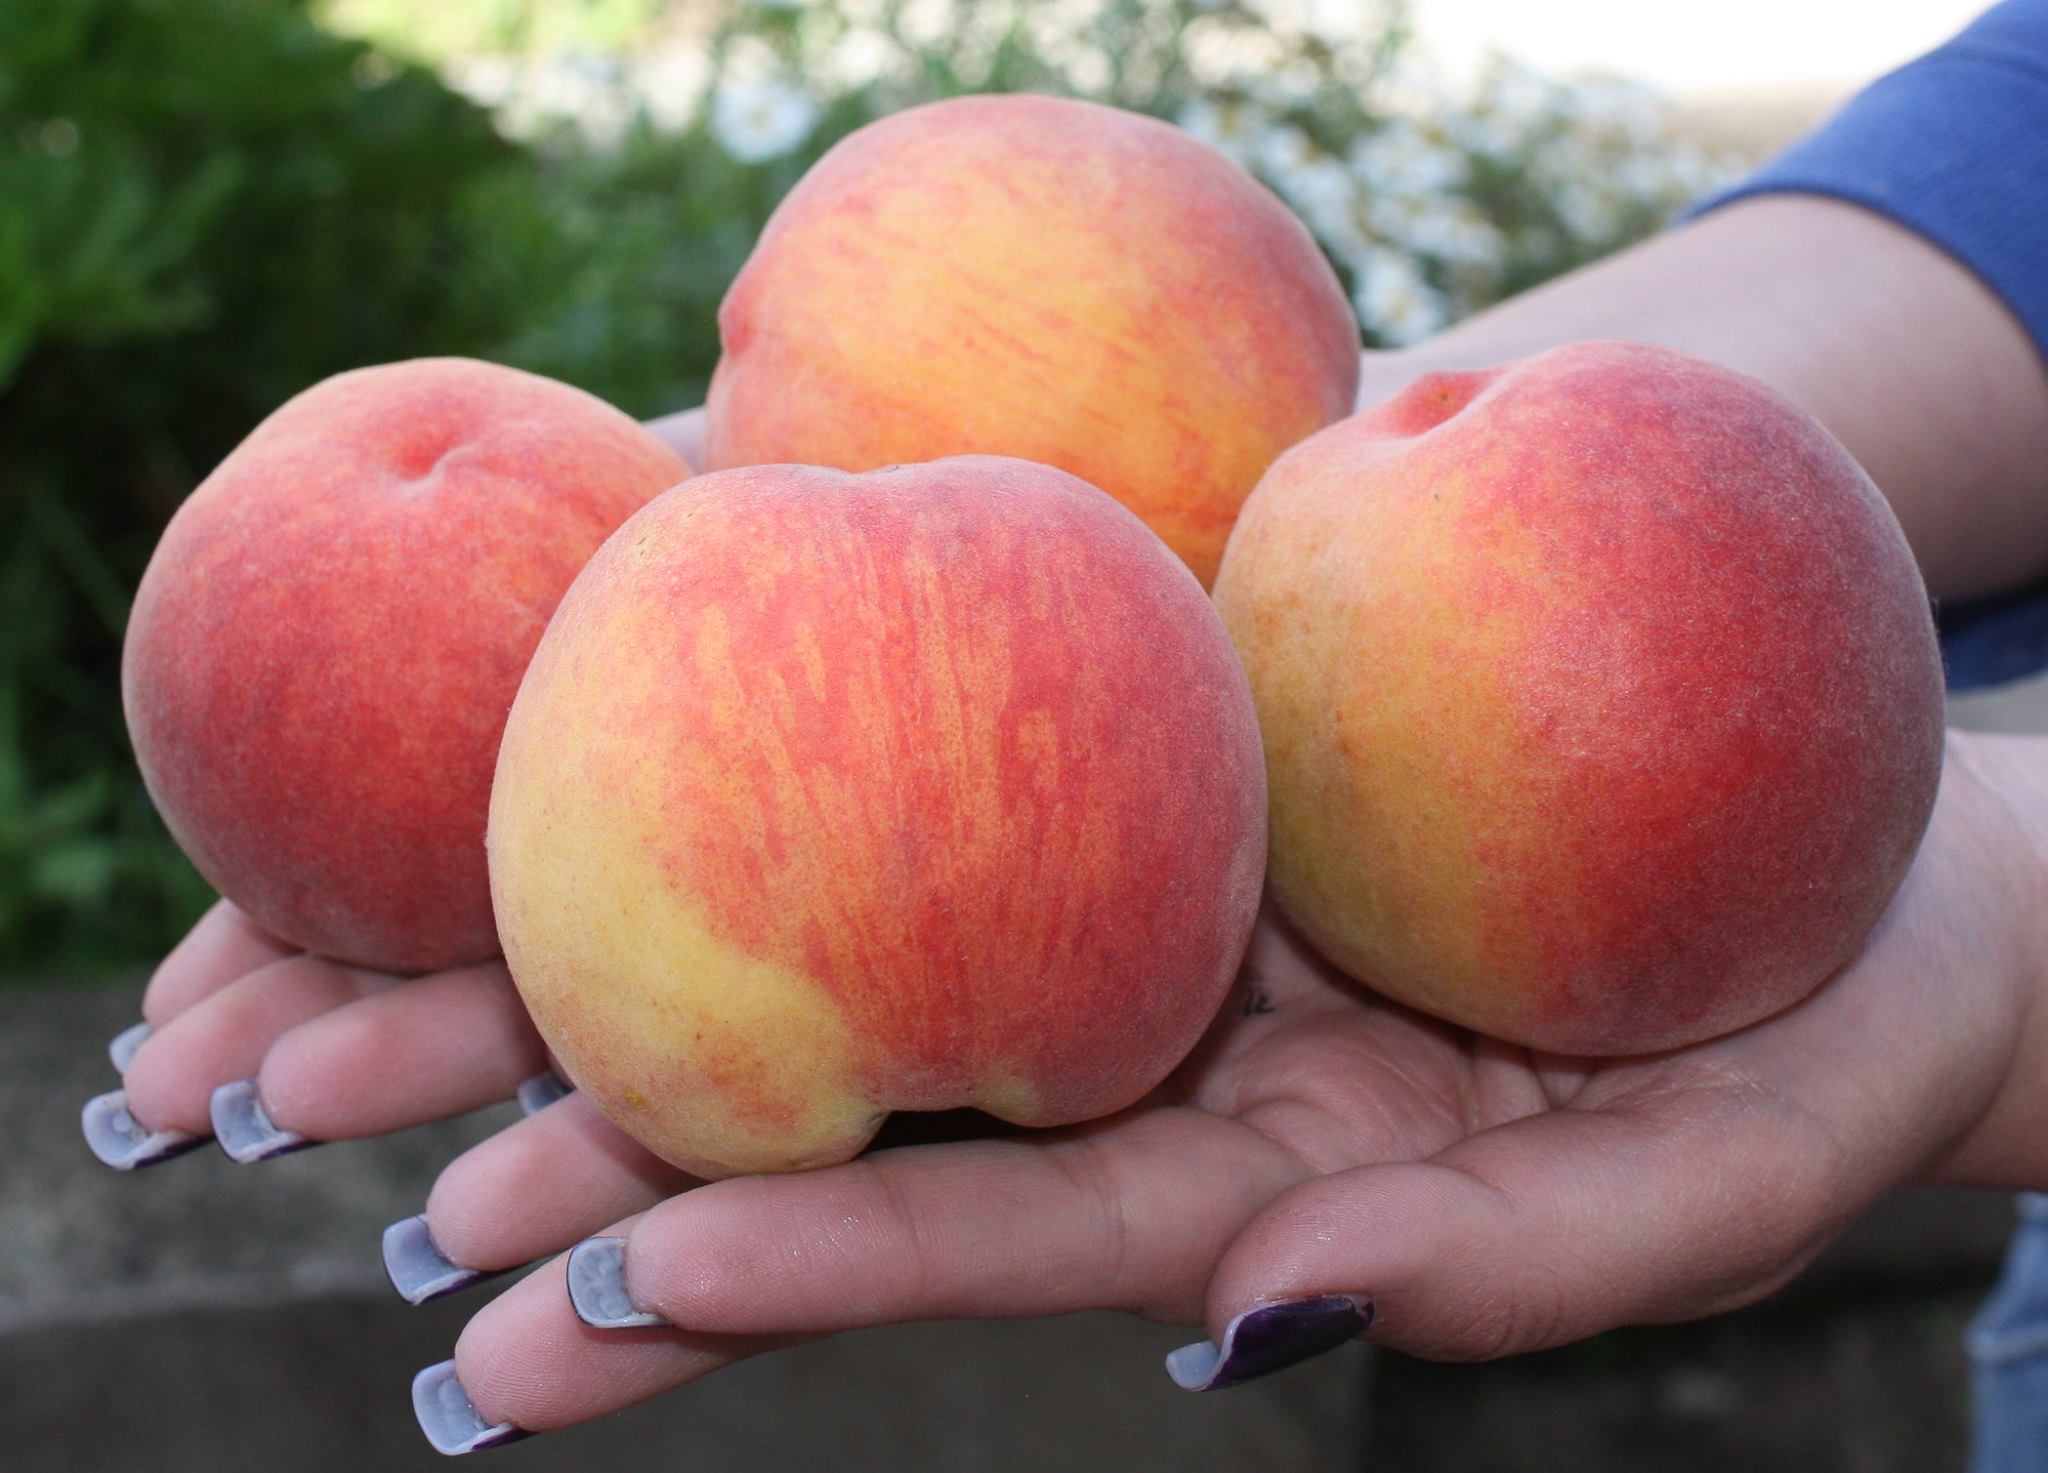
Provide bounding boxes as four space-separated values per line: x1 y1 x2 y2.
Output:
124 96 1943 1178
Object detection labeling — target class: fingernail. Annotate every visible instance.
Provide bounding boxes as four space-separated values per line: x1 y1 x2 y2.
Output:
210 1079 315 1163
516 1069 572 1115
382 1215 506 1306
108 1021 151 1074
1165 1294 1375 1391
566 1235 670 1329
81 1089 204 1170
411 1359 529 1455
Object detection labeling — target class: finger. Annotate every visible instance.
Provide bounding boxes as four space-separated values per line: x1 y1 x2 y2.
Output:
418 1091 694 1274
434 1110 1304 1442
422 1241 796 1447
1185 1071 1857 1377
140 899 296 1026
121 953 399 1135
565 1108 1305 1340
201 961 542 1151
642 408 705 469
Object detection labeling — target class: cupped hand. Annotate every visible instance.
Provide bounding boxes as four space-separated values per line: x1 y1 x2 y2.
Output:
383 730 2044 1445
98 380 2048 1444
96 904 557 1161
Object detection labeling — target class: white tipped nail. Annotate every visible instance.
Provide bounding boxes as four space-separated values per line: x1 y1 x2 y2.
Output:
81 1089 203 1170
411 1359 528 1455
516 1070 572 1115
382 1215 504 1306
566 1236 670 1329
1165 1295 1374 1391
108 1021 151 1074
210 1079 314 1163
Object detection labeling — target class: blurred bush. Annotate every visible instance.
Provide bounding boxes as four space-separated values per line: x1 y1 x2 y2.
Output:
1 0 519 976
0 0 1740 979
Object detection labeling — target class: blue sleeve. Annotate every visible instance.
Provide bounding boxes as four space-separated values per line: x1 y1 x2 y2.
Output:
1690 0 2048 369
1690 0 2048 691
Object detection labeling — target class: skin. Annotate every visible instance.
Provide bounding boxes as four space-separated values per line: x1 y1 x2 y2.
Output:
118 194 2048 1432
489 458 1266 1176
122 359 690 972
704 93 1361 587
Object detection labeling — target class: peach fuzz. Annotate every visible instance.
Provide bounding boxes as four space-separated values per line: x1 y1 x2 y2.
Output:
703 93 1361 588
1213 341 1945 1055
487 456 1268 1177
123 358 690 972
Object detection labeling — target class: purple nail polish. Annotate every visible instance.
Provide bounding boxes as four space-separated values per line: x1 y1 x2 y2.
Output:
566 1236 670 1330
81 1089 205 1170
1164 1294 1374 1391
411 1359 529 1455
382 1215 507 1305
516 1069 572 1116
210 1079 315 1163
108 1021 151 1074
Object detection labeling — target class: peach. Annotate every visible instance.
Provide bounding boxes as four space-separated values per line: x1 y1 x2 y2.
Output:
703 93 1361 588
488 456 1267 1176
123 358 690 972
1213 341 1945 1055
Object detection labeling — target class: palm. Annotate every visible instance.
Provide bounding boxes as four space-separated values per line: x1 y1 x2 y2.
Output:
1167 908 1558 1178
118 739 2036 1433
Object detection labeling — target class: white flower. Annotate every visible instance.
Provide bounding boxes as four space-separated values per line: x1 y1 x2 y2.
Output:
1386 197 1505 271
634 51 711 133
1349 118 1467 197
1562 77 1664 147
1176 97 1264 162
447 56 517 111
1548 175 1627 241
1278 157 1359 241
1445 104 1526 162
1351 248 1447 345
1252 120 1319 181
710 75 821 163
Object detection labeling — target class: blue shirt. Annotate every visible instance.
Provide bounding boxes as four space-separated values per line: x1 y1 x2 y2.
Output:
1692 0 2048 689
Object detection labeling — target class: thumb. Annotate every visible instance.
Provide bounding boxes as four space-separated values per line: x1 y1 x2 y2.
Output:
1165 1079 1862 1389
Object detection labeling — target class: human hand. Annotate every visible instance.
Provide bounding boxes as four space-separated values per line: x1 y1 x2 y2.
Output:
643 406 706 469
96 378 2047 1453
381 731 2047 1451
82 901 568 1168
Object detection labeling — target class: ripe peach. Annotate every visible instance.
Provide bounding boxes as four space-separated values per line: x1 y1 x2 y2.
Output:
488 456 1267 1176
704 93 1361 587
1213 341 1945 1054
123 358 690 972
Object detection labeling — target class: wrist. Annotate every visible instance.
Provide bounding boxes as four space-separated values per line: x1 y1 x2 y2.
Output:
1929 729 2048 1189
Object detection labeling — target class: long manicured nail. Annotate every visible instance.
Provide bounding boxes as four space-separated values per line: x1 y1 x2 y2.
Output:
1165 1294 1375 1391
411 1359 529 1455
566 1235 670 1329
210 1079 315 1163
516 1069 572 1116
81 1089 204 1170
108 1021 151 1074
383 1215 506 1305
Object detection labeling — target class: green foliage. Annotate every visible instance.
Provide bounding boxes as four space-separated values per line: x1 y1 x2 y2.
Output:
0 0 520 978
0 0 1725 981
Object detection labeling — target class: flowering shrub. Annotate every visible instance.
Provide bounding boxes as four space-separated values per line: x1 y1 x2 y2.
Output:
423 0 1745 346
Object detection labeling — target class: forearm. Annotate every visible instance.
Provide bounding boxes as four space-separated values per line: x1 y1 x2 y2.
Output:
1387 195 2048 603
